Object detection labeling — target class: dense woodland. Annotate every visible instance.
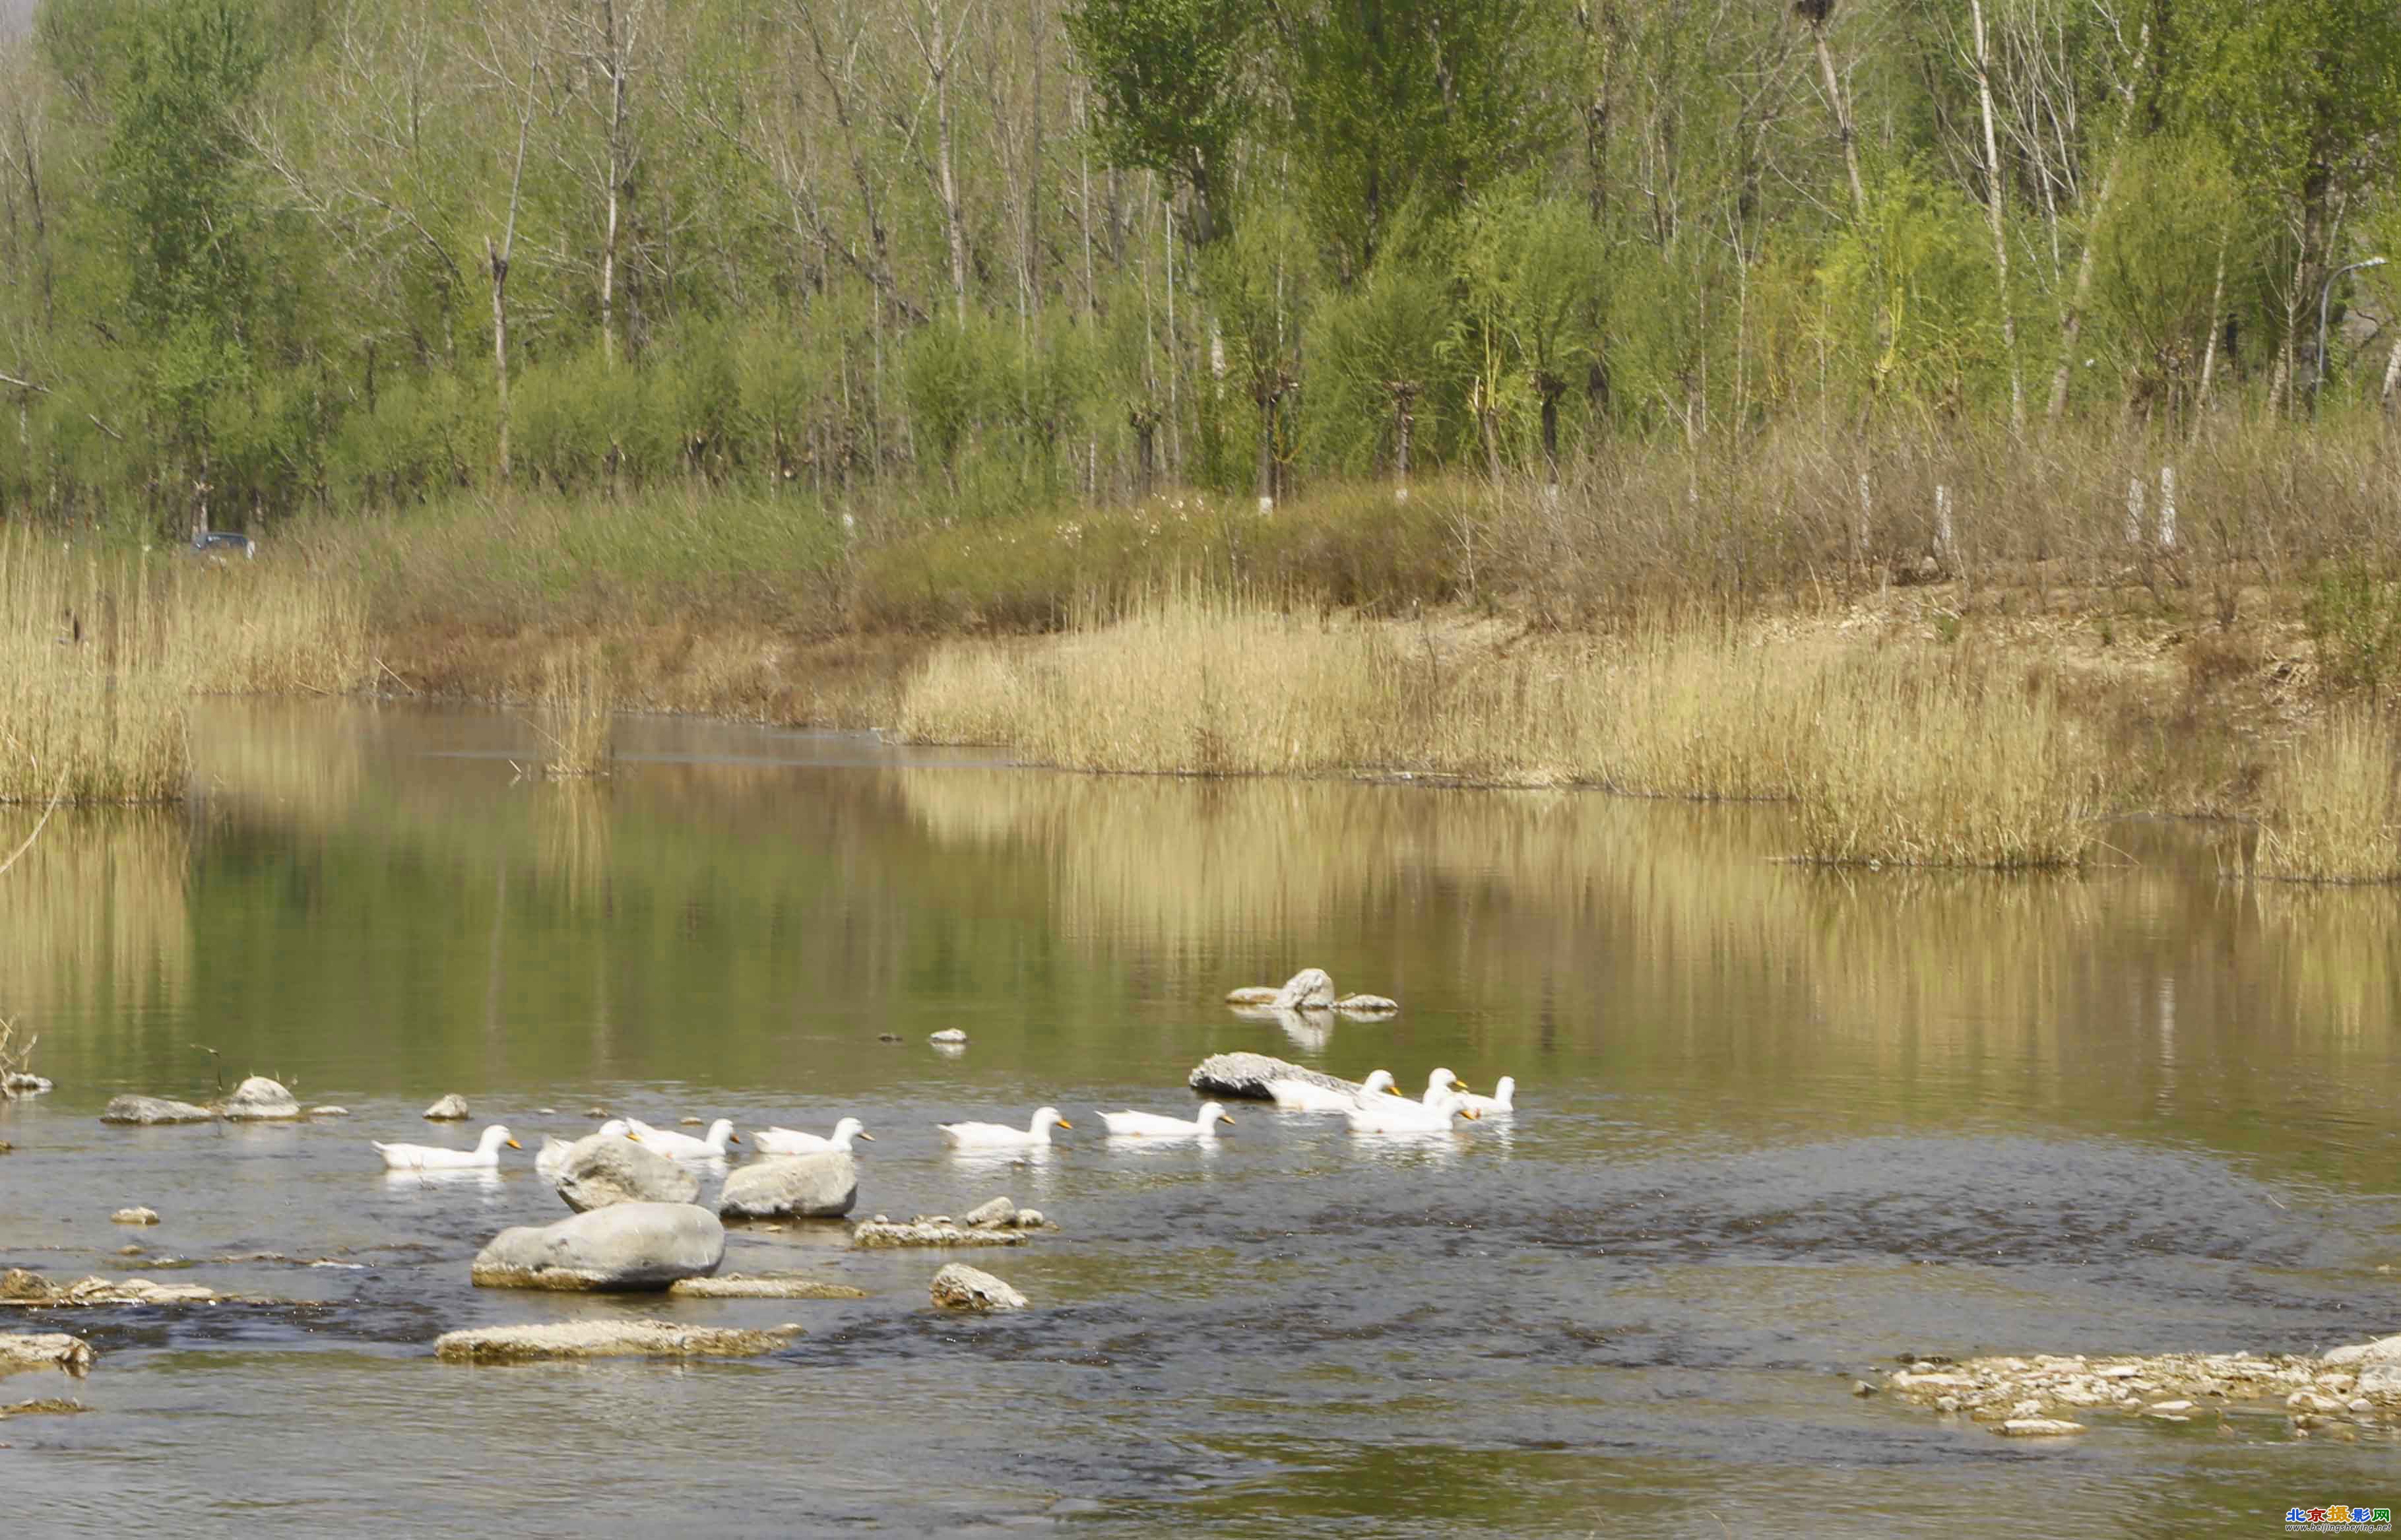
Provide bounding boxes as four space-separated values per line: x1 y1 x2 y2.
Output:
1 0 2398 536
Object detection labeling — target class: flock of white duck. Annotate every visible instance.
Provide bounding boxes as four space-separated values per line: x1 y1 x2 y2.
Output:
366 1066 1516 1171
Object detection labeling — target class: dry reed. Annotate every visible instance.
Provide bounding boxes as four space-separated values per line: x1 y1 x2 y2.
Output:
536 643 616 778
895 591 2110 868
2257 710 2400 882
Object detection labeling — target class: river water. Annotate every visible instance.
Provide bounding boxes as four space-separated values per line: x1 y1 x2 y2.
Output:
1 701 2394 1536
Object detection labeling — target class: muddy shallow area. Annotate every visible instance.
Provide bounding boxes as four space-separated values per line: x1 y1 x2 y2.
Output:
1 701 2394 1535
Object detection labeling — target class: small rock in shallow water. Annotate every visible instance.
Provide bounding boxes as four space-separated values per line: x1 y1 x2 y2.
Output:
0 1333 93 1376
1935 1396 1960 1413
679 1116 704 1126
422 1094 470 1121
435 1320 800 1363
585 1106 610 1118
98 1095 216 1126
878 1034 903 1044
306 1106 348 1118
1 1073 52 1095
1015 1209 1046 1229
1851 1380 1878 1397
666 1274 868 1300
110 1208 158 1226
929 1264 1027 1312
221 1075 299 1120
928 1029 968 1044
963 1197 1017 1229
1998 1419 2086 1436
115 1246 141 1257
0 1141 12 1155
0 1397 86 1418
1333 994 1399 1013
1224 986 1280 1006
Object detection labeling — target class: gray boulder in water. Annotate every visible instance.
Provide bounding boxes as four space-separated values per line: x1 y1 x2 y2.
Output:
422 1093 471 1120
717 1152 857 1221
98 1095 218 1125
930 1264 1027 1312
1188 1052 1353 1101
471 1202 724 1292
1271 968 1337 1010
221 1076 300 1120
555 1134 699 1213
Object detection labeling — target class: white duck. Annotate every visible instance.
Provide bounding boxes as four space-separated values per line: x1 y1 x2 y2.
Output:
1457 1076 1516 1116
1265 1069 1399 1112
1417 1068 1470 1105
1097 1103 1235 1139
939 1107 1071 1149
626 1117 740 1159
371 1124 521 1171
1345 1091 1479 1136
754 1117 875 1155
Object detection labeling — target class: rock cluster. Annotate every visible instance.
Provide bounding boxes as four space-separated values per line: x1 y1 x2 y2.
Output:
434 1320 801 1363
852 1201 1046 1248
930 1264 1027 1312
1879 1337 2401 1436
471 1202 725 1292
1223 969 1398 1013
1 1270 218 1307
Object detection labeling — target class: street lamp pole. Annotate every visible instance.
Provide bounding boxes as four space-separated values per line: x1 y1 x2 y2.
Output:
2317 256 2389 415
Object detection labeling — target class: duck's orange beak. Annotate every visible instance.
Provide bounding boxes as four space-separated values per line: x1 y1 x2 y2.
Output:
505 1138 523 1149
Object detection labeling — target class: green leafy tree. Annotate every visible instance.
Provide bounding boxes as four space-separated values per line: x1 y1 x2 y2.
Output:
1065 0 1260 243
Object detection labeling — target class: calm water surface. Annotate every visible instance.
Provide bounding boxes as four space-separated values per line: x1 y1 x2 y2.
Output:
2 701 2396 1537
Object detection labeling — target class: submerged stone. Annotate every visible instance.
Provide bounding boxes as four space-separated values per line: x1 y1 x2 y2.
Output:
435 1320 800 1364
1223 986 1281 1005
666 1274 868 1300
98 1095 216 1126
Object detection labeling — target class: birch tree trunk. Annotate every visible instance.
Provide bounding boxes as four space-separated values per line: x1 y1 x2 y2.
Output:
1968 0 2022 431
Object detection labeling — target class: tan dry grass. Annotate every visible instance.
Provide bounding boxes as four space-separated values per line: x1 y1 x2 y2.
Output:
895 591 2109 868
2257 710 2400 882
536 643 616 779
0 534 188 804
